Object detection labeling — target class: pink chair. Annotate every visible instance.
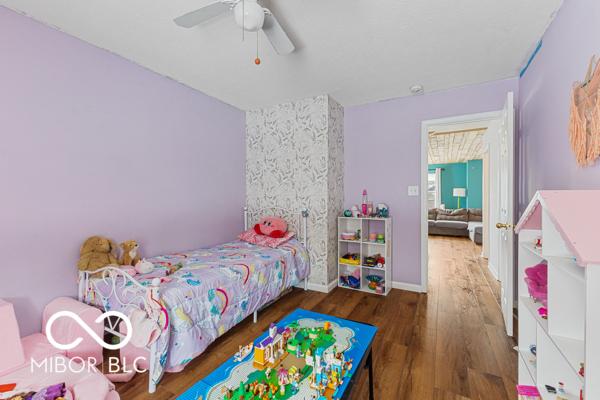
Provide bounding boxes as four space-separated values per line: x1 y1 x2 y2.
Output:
42 297 104 364
0 298 120 400
0 299 25 376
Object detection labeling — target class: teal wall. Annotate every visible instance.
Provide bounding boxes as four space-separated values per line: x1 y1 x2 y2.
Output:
466 159 483 208
428 162 466 209
428 160 482 209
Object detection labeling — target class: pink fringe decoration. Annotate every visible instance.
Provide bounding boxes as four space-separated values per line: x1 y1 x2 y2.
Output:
570 57 600 167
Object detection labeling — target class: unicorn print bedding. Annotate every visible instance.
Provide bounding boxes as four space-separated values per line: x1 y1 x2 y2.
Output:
83 238 310 380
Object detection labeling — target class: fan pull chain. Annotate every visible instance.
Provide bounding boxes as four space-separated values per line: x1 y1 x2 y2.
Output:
255 31 261 65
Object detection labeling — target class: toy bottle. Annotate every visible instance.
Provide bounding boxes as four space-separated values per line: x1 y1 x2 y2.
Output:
361 190 368 216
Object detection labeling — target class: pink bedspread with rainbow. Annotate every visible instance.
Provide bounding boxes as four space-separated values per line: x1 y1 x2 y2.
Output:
91 238 310 375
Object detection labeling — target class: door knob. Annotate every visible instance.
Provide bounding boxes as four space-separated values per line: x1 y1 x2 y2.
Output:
496 222 514 230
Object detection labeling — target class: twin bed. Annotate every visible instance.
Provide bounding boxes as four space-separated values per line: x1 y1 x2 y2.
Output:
77 208 311 393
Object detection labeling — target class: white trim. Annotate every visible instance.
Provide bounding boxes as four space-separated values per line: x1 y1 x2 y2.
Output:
392 281 425 293
296 279 337 293
487 262 499 280
421 111 501 294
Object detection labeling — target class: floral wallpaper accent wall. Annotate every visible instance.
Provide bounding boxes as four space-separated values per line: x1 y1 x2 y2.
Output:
246 95 344 288
327 97 345 284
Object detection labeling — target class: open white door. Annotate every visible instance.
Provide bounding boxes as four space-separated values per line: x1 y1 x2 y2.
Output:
496 92 515 336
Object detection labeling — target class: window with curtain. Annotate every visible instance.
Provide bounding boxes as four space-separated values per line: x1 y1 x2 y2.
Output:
427 168 442 208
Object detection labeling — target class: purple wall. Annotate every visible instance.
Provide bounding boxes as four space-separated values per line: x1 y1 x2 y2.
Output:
345 78 518 284
518 0 600 212
0 7 245 336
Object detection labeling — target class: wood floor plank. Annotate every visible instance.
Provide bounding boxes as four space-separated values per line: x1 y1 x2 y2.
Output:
115 236 516 399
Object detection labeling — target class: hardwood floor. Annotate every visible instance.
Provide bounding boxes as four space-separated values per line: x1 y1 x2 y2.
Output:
115 236 516 400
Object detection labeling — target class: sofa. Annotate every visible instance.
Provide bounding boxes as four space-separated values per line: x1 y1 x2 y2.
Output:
428 208 483 244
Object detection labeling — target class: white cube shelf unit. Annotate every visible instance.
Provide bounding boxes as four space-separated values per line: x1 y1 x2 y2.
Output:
337 216 392 296
515 190 600 399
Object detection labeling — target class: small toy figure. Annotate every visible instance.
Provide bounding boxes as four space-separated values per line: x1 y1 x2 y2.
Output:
376 203 389 218
221 386 234 399
579 362 585 377
234 342 254 362
557 382 568 400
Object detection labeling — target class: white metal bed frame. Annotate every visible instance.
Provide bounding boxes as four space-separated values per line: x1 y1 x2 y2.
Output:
77 207 309 393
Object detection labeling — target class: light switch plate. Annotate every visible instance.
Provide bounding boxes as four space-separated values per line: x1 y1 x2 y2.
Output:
408 185 419 196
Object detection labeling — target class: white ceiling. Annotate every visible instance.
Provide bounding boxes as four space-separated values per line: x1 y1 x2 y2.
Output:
428 129 486 164
1 0 562 110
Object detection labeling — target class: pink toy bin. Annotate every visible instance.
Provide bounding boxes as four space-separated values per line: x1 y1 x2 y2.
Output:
42 297 104 364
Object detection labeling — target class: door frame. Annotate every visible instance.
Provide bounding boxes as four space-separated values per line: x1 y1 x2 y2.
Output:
420 111 501 293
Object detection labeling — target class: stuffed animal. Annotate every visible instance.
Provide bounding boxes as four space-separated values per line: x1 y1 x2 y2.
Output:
77 236 119 272
135 259 154 274
254 216 288 239
120 240 141 266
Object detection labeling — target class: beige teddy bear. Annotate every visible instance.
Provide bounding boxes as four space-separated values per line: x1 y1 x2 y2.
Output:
77 236 119 272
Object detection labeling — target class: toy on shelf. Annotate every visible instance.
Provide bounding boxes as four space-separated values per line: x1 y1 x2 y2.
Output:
340 232 358 241
343 209 352 217
340 267 361 289
339 253 360 265
529 344 536 356
516 385 541 399
351 205 360 217
579 362 585 377
369 233 377 242
524 262 548 306
363 254 385 268
545 385 556 394
537 306 548 319
361 190 369 216
376 203 389 218
376 234 385 243
365 275 384 292
556 382 568 400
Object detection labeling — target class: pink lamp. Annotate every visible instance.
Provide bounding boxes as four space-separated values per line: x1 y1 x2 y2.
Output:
0 299 25 375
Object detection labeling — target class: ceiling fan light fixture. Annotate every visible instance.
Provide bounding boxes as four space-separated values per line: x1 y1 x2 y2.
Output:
234 0 265 32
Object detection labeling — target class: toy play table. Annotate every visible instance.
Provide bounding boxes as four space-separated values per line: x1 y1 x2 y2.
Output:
178 308 377 400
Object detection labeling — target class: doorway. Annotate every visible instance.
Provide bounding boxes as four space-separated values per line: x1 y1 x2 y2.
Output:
420 93 516 336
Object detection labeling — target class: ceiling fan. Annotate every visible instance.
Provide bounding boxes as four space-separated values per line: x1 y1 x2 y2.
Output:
174 0 295 56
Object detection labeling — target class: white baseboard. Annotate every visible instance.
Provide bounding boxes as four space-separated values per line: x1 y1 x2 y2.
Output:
488 262 499 280
301 280 425 294
296 280 337 293
392 281 425 293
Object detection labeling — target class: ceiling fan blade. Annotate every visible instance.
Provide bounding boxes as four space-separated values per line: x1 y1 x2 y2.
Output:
174 2 231 28
262 13 295 55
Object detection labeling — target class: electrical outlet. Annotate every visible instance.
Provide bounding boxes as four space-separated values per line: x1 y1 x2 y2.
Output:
408 186 419 196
